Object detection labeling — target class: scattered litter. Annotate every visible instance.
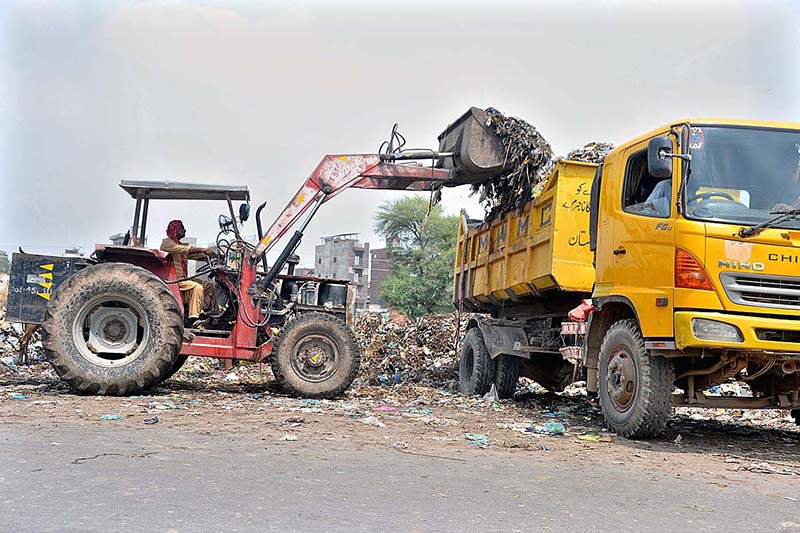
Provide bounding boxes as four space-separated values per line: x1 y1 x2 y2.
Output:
576 434 612 443
359 416 386 428
483 384 499 403
407 407 433 415
535 422 565 436
465 433 490 447
674 434 684 446
279 434 299 442
144 416 159 425
786 497 800 502
224 372 239 382
300 399 321 405
11 393 29 400
738 462 800 476
100 414 123 421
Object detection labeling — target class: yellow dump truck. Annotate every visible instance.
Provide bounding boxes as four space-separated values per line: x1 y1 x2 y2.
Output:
442 109 800 438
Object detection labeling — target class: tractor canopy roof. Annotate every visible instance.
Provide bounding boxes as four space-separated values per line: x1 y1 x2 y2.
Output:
120 180 250 201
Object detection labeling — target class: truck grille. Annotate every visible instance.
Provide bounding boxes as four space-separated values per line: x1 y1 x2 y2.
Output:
755 328 800 343
720 272 800 310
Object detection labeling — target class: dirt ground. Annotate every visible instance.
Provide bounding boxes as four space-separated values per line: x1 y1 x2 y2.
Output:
3 357 800 494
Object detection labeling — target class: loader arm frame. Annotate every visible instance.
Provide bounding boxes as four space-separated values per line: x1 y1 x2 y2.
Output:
250 153 452 262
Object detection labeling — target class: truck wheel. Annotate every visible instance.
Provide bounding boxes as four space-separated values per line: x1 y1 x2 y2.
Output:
42 263 184 395
271 312 360 399
164 355 189 381
598 319 673 439
459 328 495 396
494 355 521 399
792 409 800 426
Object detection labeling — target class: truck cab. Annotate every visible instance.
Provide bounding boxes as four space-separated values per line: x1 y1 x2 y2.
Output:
587 119 800 435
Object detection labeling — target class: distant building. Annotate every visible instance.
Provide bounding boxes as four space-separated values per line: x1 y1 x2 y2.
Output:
294 267 316 277
109 230 146 247
315 233 369 308
64 247 83 257
368 247 398 311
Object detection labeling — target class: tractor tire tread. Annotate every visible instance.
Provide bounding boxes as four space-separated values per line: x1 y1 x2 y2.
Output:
271 312 360 399
42 262 184 396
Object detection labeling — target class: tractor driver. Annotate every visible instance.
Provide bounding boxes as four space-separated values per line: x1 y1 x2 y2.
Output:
160 219 218 327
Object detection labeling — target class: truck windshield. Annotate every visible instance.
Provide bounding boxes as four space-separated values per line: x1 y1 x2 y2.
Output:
684 125 800 229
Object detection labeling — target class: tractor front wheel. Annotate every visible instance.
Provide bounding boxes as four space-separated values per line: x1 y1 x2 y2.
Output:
271 313 360 398
42 263 184 395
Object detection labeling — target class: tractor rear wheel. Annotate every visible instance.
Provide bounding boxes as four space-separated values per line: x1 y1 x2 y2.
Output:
271 312 360 399
42 262 184 395
597 319 673 439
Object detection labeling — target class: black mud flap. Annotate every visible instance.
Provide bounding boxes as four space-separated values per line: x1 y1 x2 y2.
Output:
6 253 89 324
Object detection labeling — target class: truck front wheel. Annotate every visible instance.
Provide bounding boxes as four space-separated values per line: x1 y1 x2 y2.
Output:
598 319 673 439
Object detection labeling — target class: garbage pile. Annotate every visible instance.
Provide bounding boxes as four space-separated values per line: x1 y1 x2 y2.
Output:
468 108 614 217
565 141 616 164
353 312 465 388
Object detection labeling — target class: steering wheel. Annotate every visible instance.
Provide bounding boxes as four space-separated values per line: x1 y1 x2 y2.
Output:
688 191 736 203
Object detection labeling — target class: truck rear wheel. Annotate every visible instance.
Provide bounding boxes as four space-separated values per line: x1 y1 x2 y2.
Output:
494 355 521 399
598 319 673 439
271 312 360 399
459 328 495 396
42 263 184 395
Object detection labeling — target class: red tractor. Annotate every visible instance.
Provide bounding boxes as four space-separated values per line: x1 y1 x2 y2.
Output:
6 138 455 397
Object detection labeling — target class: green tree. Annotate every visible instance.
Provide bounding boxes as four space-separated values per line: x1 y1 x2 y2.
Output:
374 196 458 317
0 250 9 274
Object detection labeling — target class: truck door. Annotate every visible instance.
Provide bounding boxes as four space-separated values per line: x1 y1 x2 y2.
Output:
611 142 676 338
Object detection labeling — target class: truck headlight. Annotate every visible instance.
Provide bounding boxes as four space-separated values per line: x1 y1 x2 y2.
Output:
691 319 743 343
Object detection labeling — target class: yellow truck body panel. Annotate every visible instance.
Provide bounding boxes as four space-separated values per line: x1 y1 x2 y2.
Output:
454 161 597 307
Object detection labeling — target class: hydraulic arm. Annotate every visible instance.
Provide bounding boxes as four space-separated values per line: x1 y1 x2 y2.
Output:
251 152 452 289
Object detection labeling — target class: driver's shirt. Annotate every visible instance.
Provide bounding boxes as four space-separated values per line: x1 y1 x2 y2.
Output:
160 238 191 279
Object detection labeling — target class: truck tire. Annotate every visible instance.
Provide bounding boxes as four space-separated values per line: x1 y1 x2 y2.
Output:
459 328 495 396
598 319 673 439
494 355 521 399
792 409 800 426
42 262 184 395
271 312 360 398
164 355 189 381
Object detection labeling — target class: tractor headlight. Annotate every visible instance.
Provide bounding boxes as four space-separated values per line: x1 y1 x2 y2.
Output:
691 319 743 343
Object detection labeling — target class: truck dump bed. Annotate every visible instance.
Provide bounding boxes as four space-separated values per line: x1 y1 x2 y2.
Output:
454 161 597 310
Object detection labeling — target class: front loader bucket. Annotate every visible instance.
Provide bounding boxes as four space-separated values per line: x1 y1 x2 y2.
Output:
437 107 506 185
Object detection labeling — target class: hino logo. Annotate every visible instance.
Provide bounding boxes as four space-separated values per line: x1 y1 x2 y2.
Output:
718 259 765 271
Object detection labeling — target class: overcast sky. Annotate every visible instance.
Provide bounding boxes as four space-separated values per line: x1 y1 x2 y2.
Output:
2 0 798 266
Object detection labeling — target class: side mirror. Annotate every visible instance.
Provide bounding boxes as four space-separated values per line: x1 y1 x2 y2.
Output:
239 203 251 222
647 136 673 178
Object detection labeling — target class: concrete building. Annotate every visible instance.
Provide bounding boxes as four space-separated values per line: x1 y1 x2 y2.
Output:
315 233 369 308
368 247 397 310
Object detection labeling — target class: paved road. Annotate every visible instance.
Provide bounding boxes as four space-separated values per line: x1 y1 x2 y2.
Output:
1 423 798 532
